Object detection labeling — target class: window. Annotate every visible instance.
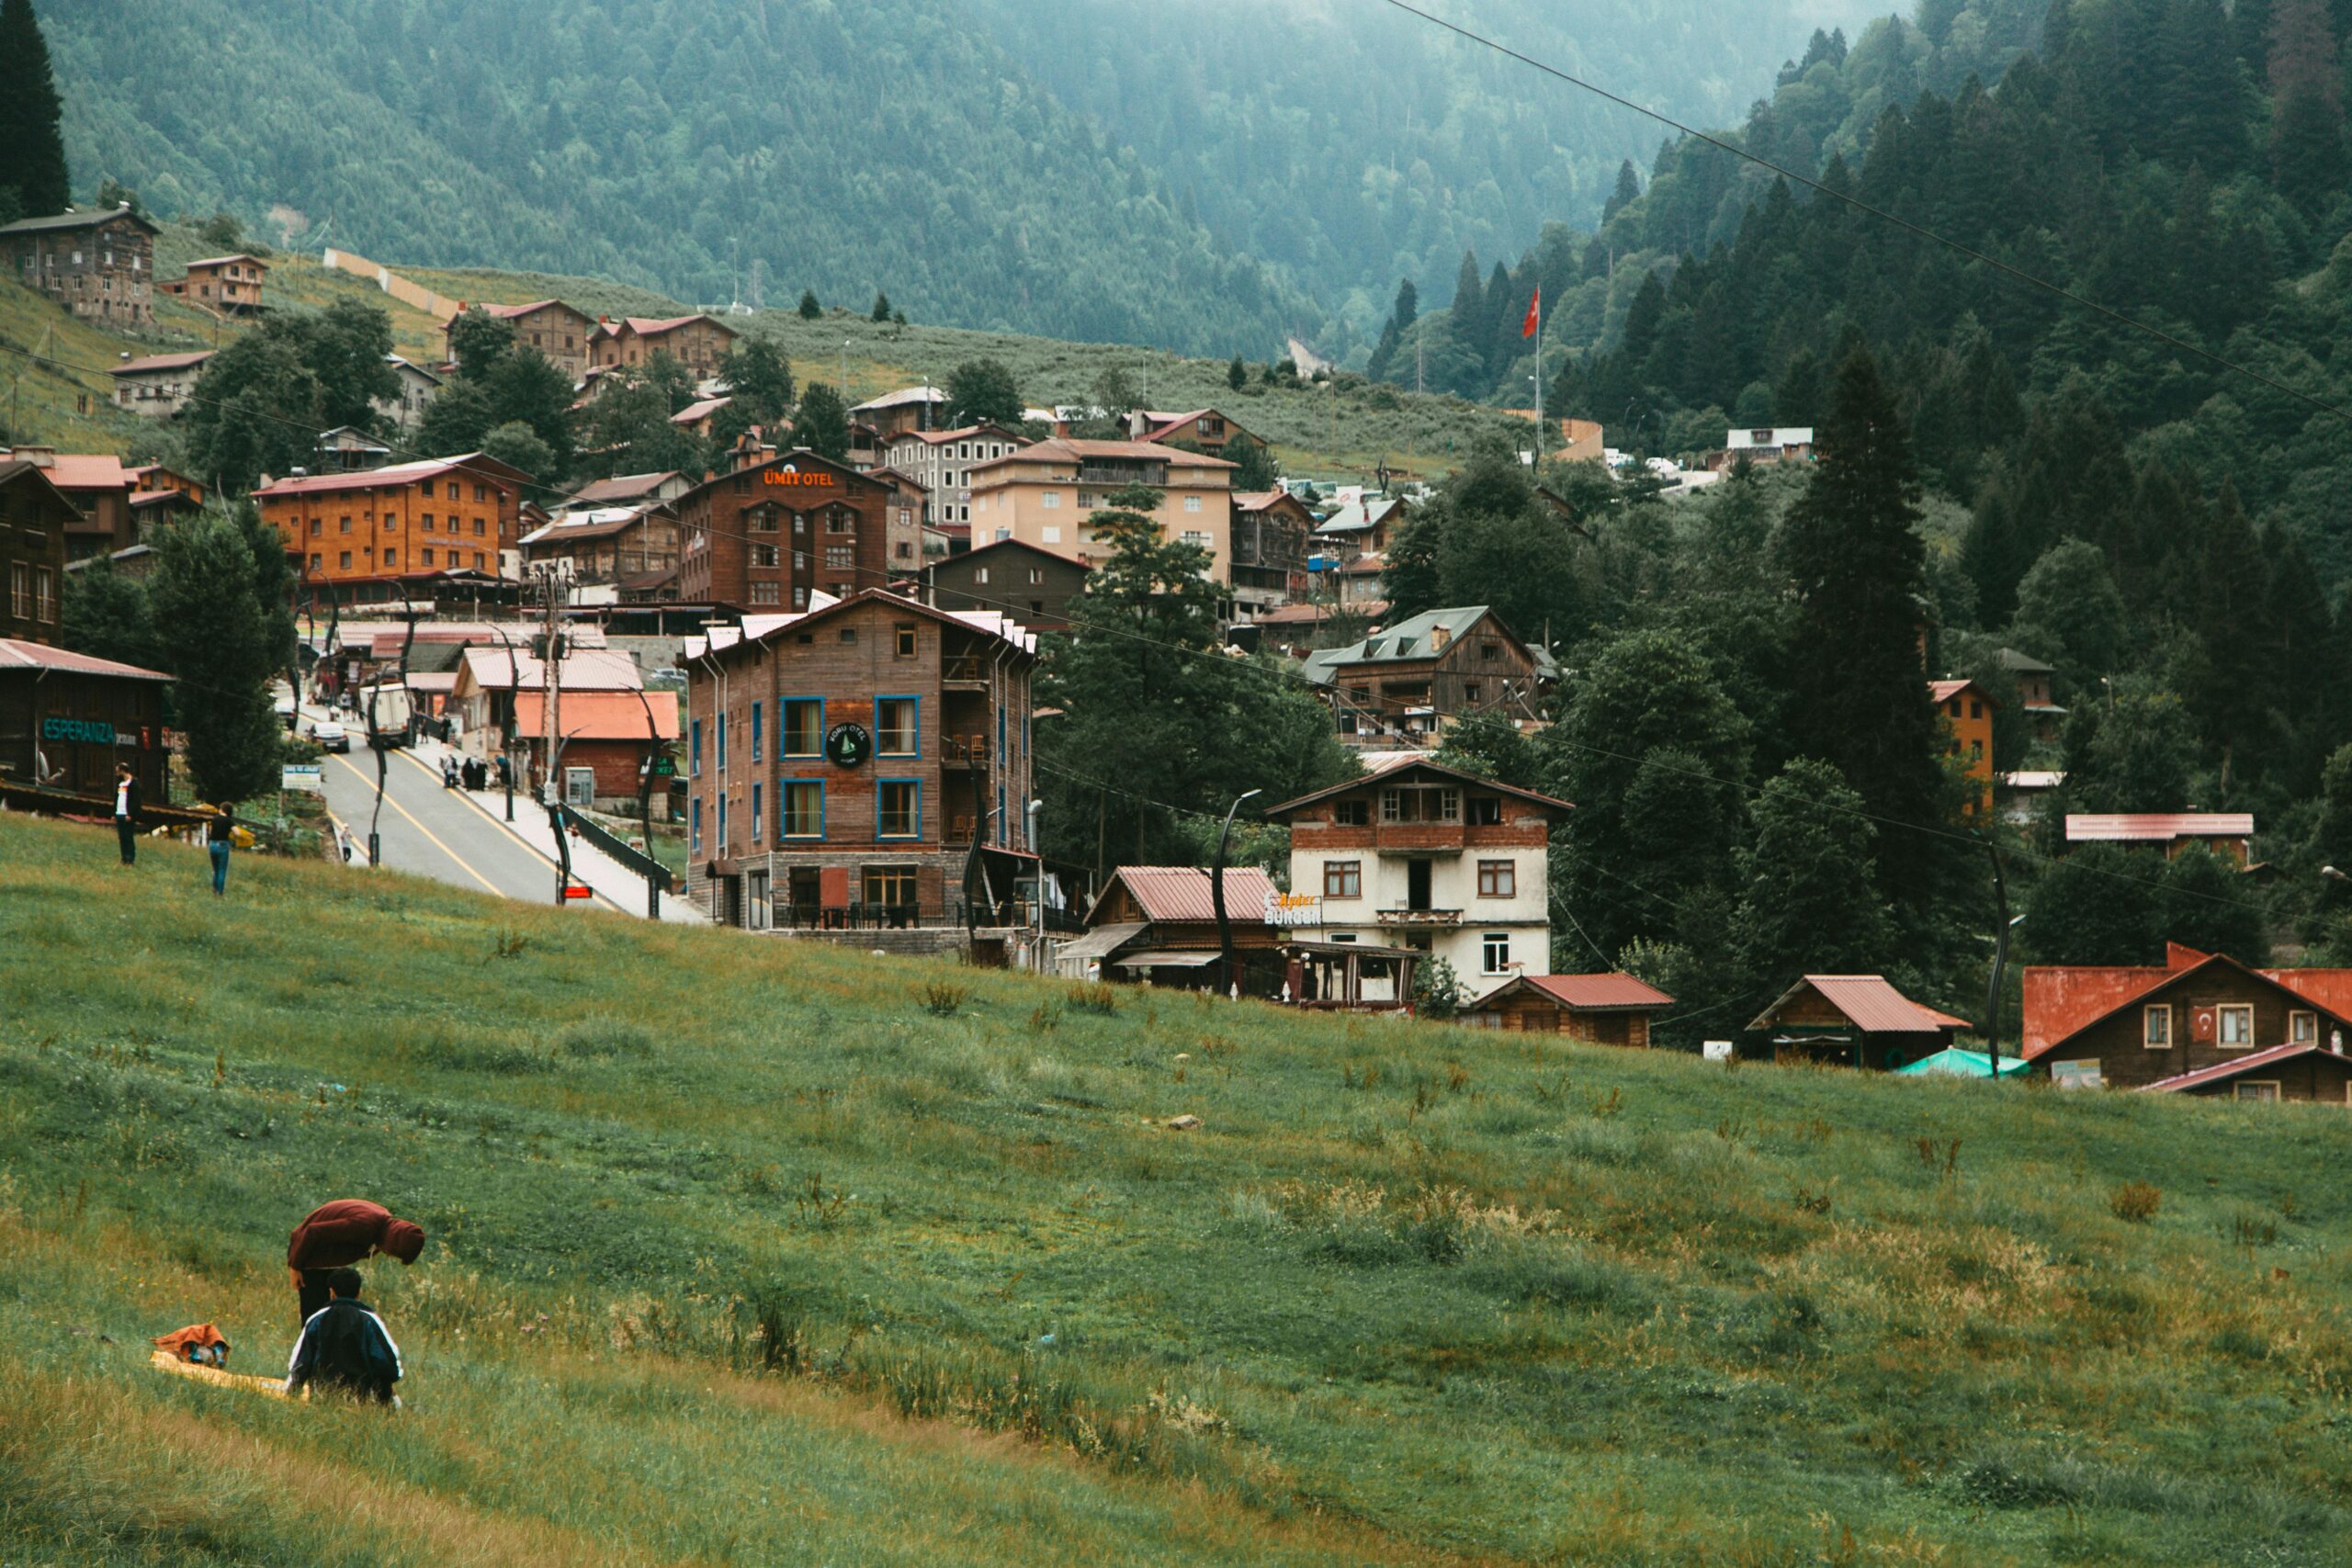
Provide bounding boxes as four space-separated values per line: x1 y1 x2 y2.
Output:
2217 1004 2254 1049
825 545 854 570
2143 1005 2171 1048
421 513 435 532
877 780 920 839
827 509 854 534
1041 491 1060 509
1332 800 1368 827
691 796 702 855
1480 641 1500 660
783 698 823 757
896 625 917 657
876 696 919 756
974 566 989 585
1041 526 1060 545
421 480 435 499
309 518 322 536
421 547 435 566
2234 1081 2280 1102
474 484 488 502
716 709 727 771
309 554 322 571
690 718 703 776
1027 568 1044 585
718 791 728 848
1078 491 1096 509
340 515 352 533
1477 860 1516 898
782 780 823 839
383 549 396 568
865 865 917 908
1182 530 1209 547
751 582 780 604
750 782 763 841
1466 796 1504 826
339 550 352 569
1381 785 1459 823
2290 1010 2318 1044
1182 495 1203 513
473 517 487 536
838 627 856 644
793 512 808 536
1464 682 1481 704
752 508 777 533
752 544 779 568
1970 699 1983 719
6 562 24 617
750 702 763 763
1482 932 1512 975
1324 860 1362 899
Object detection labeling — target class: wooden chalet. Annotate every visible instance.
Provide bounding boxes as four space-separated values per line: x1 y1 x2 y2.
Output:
1747 975 1971 1068
1459 972 1674 1043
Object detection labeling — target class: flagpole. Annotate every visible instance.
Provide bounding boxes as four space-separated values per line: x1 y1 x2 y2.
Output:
1532 288 1543 469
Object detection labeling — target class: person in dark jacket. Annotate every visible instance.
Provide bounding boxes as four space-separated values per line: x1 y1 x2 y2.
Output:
205 806 234 897
113 762 141 866
286 1268 402 1404
287 1199 426 1331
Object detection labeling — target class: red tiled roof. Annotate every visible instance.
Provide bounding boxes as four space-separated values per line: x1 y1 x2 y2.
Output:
0 638 171 681
1753 976 1969 1035
1100 865 1280 924
2142 1043 2341 1094
2065 813 2254 842
477 299 569 320
513 690 677 742
1525 973 1676 1010
1928 678 1975 704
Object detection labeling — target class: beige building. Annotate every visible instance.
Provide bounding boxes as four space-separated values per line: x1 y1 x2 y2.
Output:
107 351 214 417
967 438 1236 585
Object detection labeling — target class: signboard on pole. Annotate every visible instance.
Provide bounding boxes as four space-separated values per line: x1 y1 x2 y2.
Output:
280 763 324 794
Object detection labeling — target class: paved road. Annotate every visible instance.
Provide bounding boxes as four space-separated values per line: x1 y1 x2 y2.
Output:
319 739 613 910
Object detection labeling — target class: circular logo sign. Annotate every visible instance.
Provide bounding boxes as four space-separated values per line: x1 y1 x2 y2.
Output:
825 722 872 768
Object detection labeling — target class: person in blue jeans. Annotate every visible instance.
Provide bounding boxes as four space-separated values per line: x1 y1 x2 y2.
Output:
205 806 233 897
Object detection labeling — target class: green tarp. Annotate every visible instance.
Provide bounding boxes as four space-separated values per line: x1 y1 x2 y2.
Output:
1896 1047 2031 1078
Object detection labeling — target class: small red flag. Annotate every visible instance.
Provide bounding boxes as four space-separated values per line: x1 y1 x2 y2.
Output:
1521 287 1541 338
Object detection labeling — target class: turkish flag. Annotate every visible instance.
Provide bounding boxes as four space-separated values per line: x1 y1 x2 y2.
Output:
1521 287 1541 338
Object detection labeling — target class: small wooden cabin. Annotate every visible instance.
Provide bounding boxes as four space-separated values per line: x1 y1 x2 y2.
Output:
1459 972 1673 1043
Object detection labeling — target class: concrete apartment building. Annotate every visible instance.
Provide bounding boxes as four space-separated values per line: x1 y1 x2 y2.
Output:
967 437 1238 585
588 314 739 378
878 423 1028 528
254 454 528 600
680 589 1038 931
672 451 892 610
377 355 444 428
0 207 158 326
1266 759 1573 998
108 351 214 417
447 300 598 382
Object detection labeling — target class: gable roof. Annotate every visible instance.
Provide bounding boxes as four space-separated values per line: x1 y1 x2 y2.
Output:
473 299 582 321
0 208 159 237
967 438 1235 475
1996 647 2055 674
598 314 736 340
1262 758 1572 820
923 536 1090 577
1750 976 1971 1035
1470 973 1674 1012
2022 947 2352 1059
671 448 878 506
0 459 85 516
886 422 1027 447
567 471 681 505
2065 813 2254 843
183 253 266 270
253 453 529 499
0 638 171 681
1317 496 1406 534
2141 1042 2350 1094
686 586 1037 663
853 386 948 413
1299 606 1542 682
1094 865 1280 925
109 351 214 377
457 646 642 694
1929 677 1997 707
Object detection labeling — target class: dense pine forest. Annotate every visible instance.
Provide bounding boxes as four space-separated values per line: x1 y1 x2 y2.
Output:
36 0 1878 356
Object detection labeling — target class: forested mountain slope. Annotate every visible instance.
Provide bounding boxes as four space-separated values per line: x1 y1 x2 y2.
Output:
40 0 1881 355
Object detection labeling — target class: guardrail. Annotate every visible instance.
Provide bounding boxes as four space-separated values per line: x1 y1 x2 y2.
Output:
557 805 673 914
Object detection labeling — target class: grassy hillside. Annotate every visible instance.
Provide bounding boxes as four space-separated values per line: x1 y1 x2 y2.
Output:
4 812 2350 1563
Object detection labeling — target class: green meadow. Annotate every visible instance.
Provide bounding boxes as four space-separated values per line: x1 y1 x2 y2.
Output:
4 808 2350 1565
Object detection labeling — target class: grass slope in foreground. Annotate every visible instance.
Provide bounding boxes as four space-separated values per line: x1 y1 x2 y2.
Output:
3 811 2350 1566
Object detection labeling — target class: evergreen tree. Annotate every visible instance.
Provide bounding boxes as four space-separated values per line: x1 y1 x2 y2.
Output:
1377 509 1443 619
2063 677 2197 812
150 511 282 804
2159 845 2268 960
792 383 852 462
1227 355 1247 391
1776 346 1945 898
2011 538 2129 684
2021 843 2164 964
871 290 892 322
481 420 555 488
1601 160 1642 223
797 289 822 320
718 338 797 427
1223 434 1277 492
1736 757 1894 983
1430 708 1542 790
59 556 161 673
481 349 576 475
446 307 518 381
0 0 69 217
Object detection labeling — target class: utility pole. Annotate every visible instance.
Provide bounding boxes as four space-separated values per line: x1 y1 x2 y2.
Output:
1212 788 1261 1001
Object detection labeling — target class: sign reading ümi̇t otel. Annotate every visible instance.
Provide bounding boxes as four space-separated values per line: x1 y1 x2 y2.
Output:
764 468 838 487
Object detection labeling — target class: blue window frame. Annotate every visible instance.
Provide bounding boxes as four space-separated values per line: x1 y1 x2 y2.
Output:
751 702 763 764
877 777 922 840
717 710 728 772
718 790 728 849
751 782 763 841
690 718 702 778
691 796 703 855
780 778 824 839
782 696 824 757
875 694 920 757
997 784 1007 847
997 704 1006 761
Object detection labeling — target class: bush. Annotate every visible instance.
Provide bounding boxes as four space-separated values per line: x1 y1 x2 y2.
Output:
1068 981 1119 1015
919 980 967 1017
2109 1180 2161 1223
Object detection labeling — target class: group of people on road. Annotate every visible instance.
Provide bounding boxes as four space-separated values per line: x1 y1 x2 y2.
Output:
440 754 500 791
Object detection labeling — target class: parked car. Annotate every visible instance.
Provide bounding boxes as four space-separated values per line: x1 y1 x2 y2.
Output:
311 719 350 753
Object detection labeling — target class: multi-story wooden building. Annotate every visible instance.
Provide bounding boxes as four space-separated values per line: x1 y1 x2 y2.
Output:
0 207 158 325
518 502 680 584
1999 646 2066 740
878 423 1028 527
1127 407 1258 456
169 254 267 314
1300 605 1552 749
967 438 1237 586
1228 488 1311 615
254 453 529 603
851 385 949 440
0 460 75 647
1266 759 1572 999
108 351 214 417
870 467 929 575
447 300 597 382
2025 942 2352 1100
673 450 892 610
587 314 739 378
680 589 1038 931
565 470 695 510
925 537 1089 631
1931 677 1996 815
0 448 136 559
0 639 173 809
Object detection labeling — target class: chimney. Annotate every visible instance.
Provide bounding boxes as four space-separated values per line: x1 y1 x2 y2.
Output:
1430 625 1451 651
14 446 56 468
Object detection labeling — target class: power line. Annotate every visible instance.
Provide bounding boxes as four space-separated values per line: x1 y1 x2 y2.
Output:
1374 0 2352 434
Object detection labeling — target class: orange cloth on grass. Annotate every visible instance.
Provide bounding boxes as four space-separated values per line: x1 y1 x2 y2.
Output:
153 1323 230 1359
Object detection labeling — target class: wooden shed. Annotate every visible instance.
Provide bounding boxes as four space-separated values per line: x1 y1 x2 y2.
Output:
1747 975 1970 1069
1459 972 1674 1043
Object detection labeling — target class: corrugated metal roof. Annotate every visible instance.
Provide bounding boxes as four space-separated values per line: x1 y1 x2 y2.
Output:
1057 922 1147 963
2 451 129 491
1102 865 1280 924
254 454 500 498
1753 976 1969 1035
1525 973 1676 1010
2025 947 2352 1058
0 638 171 681
2143 1043 2337 1094
568 472 679 504
109 351 214 376
2065 813 2255 841
458 647 641 693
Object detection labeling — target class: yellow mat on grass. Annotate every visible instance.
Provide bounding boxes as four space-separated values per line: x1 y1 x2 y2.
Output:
150 1348 299 1399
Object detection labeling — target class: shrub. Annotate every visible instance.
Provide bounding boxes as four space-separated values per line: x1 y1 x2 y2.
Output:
2109 1180 2161 1223
919 980 967 1017
1068 981 1119 1015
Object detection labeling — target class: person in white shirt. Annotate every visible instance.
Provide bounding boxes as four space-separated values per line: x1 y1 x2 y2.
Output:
113 762 141 867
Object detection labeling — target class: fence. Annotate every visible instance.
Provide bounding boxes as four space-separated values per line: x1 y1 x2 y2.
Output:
558 805 672 892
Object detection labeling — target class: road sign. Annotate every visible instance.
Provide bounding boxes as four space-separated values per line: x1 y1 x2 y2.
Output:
650 753 677 778
281 763 324 794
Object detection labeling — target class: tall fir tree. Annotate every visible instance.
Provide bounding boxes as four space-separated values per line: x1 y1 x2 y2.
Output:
0 0 69 218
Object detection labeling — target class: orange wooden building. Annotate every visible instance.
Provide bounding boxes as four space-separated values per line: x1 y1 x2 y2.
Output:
254 453 529 599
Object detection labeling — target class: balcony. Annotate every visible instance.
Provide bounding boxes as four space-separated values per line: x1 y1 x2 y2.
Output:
1375 907 1463 928
940 733 991 768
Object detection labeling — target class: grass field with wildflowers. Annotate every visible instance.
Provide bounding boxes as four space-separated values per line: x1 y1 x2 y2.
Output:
4 809 2350 1564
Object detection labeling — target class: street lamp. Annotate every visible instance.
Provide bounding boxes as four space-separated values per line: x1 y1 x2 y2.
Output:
841 339 850 400
1212 788 1262 1000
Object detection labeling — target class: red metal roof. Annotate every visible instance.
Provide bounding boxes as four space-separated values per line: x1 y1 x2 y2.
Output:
254 454 487 498
1523 973 1675 1010
513 691 678 742
2024 945 2352 1059
4 452 129 491
2142 1042 2341 1094
967 438 1236 473
0 638 171 681
2064 813 2255 842
1754 976 1969 1035
1101 865 1280 924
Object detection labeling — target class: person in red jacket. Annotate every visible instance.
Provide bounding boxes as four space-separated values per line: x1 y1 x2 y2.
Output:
287 1200 425 1330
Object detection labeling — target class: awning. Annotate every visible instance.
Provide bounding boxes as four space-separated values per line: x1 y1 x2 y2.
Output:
1113 949 1220 968
1055 922 1145 963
